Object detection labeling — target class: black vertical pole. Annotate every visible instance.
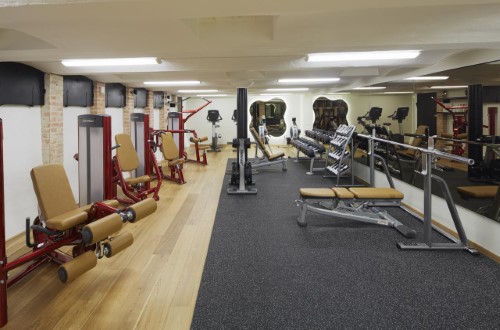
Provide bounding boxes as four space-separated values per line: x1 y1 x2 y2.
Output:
468 84 483 177
237 88 248 160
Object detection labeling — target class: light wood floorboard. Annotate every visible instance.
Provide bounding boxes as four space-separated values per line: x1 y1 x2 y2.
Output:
3 145 241 330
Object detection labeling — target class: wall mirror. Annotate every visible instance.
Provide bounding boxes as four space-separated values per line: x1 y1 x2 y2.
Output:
249 98 287 137
350 62 500 222
312 97 348 131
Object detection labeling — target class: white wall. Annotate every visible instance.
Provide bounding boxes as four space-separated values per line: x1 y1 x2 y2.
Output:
0 106 43 239
153 109 160 130
63 106 90 201
105 107 124 142
183 97 236 145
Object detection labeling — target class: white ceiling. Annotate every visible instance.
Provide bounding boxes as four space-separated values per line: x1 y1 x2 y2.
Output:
2 0 500 95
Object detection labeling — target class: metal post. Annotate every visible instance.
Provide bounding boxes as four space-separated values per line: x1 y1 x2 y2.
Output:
0 119 7 327
369 126 376 187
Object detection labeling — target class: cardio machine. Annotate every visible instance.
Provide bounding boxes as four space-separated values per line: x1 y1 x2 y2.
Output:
207 110 222 152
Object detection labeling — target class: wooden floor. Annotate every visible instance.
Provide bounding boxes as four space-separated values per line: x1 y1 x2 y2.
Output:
4 145 248 329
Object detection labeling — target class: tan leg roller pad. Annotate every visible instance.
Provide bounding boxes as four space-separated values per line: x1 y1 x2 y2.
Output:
58 250 97 283
104 232 134 258
128 198 157 222
82 213 123 245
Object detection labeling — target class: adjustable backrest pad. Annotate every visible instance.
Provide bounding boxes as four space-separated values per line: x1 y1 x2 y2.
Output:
160 132 179 161
31 163 77 220
115 134 140 171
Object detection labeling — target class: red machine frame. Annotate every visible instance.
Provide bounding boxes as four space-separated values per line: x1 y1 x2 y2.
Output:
113 113 162 204
432 97 468 155
0 118 154 327
174 97 212 165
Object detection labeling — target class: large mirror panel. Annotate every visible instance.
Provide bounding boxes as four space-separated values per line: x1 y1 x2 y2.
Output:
350 62 500 222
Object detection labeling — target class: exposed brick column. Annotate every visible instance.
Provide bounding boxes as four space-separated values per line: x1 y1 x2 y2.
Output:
145 90 154 128
123 87 134 135
90 81 105 115
41 73 63 164
159 93 169 130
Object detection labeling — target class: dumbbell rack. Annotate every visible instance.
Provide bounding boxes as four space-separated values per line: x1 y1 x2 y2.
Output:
324 124 356 186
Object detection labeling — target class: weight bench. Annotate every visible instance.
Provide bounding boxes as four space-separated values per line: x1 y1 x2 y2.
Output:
160 132 187 184
296 186 416 237
249 127 287 171
457 185 500 222
114 134 161 203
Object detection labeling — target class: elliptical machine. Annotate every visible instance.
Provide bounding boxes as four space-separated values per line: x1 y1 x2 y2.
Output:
207 109 222 152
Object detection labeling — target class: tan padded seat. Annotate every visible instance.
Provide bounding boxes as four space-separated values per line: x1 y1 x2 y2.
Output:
397 125 428 158
348 187 404 199
125 175 151 185
457 186 498 198
268 151 285 160
45 209 88 231
299 188 335 198
331 187 355 199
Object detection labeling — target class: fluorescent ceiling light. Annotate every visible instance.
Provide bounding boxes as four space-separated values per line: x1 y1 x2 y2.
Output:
178 89 218 93
144 81 200 86
353 86 386 90
260 93 292 96
430 85 467 89
61 57 160 67
278 78 340 83
404 76 448 81
383 91 413 94
307 50 420 62
197 94 228 97
266 88 309 92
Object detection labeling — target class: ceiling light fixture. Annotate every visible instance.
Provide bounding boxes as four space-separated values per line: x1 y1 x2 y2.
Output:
178 89 218 93
144 81 200 86
61 57 160 67
353 86 386 90
383 91 414 94
404 76 448 81
197 94 228 97
430 85 467 89
278 78 340 83
266 88 309 92
307 50 420 62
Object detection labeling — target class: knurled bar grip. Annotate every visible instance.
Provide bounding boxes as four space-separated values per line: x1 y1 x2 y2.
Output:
82 213 123 245
57 250 97 283
104 232 134 257
128 198 157 222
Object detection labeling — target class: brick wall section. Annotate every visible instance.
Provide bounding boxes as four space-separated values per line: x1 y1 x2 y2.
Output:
91 81 105 115
41 73 63 164
123 87 134 135
159 97 168 130
145 90 154 128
